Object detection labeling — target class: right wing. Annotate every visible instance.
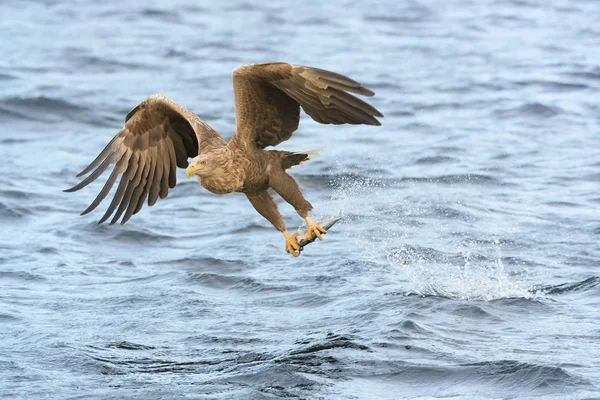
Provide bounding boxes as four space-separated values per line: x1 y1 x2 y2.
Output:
64 94 225 225
231 62 383 149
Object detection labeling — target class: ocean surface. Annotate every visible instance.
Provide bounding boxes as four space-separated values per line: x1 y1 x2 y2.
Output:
1 0 600 399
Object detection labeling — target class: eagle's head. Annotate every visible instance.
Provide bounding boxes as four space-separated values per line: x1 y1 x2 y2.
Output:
185 154 219 178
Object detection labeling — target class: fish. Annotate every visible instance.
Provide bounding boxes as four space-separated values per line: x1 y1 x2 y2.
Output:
297 212 343 253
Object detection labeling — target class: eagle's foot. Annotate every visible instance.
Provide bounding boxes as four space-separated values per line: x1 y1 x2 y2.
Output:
304 217 327 241
283 231 300 258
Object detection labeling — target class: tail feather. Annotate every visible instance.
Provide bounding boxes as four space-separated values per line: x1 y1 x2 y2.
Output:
282 147 324 169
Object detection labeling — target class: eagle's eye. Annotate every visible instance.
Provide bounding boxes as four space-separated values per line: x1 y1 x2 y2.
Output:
201 161 206 165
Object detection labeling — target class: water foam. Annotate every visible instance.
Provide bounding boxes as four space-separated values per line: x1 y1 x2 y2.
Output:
390 247 532 301
326 165 531 301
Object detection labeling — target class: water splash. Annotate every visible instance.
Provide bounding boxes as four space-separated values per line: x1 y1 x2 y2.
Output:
326 166 532 301
390 248 532 301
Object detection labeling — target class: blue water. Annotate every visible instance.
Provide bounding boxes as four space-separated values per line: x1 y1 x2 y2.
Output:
1 0 600 398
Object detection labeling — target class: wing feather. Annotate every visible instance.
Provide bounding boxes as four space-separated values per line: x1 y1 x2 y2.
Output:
231 62 382 149
165 135 178 189
148 146 163 206
167 129 188 168
133 148 156 215
109 176 137 225
122 154 151 224
80 148 130 216
158 139 170 199
97 161 132 224
76 135 120 178
65 95 225 224
64 152 115 192
302 67 375 96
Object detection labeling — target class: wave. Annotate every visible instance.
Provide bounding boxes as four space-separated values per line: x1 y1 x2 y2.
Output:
290 334 369 355
495 102 563 118
414 155 458 165
0 73 16 81
0 189 37 200
563 67 600 81
514 79 590 92
0 270 46 282
160 255 247 273
458 360 587 390
532 276 600 295
0 201 32 220
104 341 155 351
3 95 86 114
140 8 181 21
0 95 105 126
0 313 21 322
110 228 176 242
64 49 152 73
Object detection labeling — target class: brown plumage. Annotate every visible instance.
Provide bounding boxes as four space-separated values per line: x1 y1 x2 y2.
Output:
65 62 383 257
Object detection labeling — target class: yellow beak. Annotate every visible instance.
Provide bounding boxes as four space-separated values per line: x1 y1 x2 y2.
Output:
185 164 198 179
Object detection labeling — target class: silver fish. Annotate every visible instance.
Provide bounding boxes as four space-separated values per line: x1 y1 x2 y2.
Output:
297 213 343 252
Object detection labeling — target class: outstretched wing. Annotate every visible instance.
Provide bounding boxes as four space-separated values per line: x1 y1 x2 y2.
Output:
231 62 383 149
65 94 225 225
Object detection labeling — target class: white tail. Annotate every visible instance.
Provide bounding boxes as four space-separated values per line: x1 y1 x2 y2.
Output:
289 147 324 169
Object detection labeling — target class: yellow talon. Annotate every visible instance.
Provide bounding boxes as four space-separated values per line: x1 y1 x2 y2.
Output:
283 231 300 257
304 217 327 241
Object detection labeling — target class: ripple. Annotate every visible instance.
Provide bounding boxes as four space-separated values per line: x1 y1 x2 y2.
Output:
401 174 501 185
495 102 562 118
363 4 432 24
533 276 600 295
394 320 432 336
105 341 156 351
459 360 587 390
290 334 369 355
514 79 590 92
564 67 600 81
0 313 21 322
0 95 100 125
432 205 476 221
88 354 225 374
66 53 150 73
140 8 181 22
0 202 29 219
0 73 17 81
185 272 242 289
450 304 502 321
0 190 36 200
258 292 333 308
362 359 587 393
109 228 175 243
162 256 247 273
0 106 28 121
0 271 46 282
414 155 458 165
544 201 584 208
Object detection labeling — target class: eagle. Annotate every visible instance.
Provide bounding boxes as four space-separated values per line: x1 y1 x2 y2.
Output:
65 62 382 257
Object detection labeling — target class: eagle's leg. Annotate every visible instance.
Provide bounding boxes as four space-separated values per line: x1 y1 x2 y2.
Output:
246 191 300 257
269 170 327 241
304 216 327 241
